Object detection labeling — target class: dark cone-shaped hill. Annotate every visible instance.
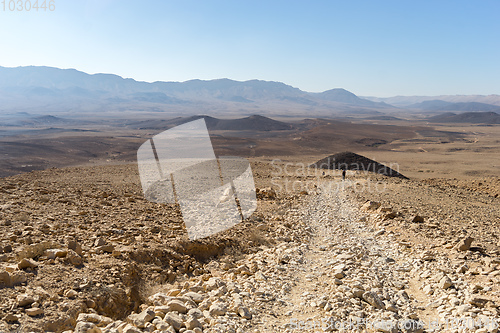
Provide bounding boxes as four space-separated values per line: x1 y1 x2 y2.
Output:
310 151 409 179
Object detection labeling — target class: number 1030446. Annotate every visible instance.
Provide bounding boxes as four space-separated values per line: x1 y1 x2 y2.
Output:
1 0 55 11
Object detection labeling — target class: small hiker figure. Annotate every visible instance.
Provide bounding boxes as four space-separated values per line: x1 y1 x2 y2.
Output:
342 169 346 181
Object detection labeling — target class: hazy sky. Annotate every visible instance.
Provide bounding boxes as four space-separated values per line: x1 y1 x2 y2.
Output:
0 0 498 97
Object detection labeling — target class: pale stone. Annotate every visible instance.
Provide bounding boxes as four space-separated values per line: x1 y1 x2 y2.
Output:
128 308 155 328
17 294 35 307
185 316 203 330
74 322 101 333
439 276 453 289
25 307 43 316
164 312 183 331
166 299 187 313
209 302 228 316
184 291 204 304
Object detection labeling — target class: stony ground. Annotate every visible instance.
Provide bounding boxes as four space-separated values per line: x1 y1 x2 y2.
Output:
0 162 499 332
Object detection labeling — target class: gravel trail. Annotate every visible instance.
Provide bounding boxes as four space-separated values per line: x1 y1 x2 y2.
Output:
255 180 425 332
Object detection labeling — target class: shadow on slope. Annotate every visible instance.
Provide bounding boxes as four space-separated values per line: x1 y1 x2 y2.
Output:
310 151 409 179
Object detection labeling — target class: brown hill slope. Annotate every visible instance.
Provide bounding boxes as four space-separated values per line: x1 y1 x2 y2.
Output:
127 115 294 131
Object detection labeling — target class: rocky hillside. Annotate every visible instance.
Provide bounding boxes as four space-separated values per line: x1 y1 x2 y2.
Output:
0 162 499 332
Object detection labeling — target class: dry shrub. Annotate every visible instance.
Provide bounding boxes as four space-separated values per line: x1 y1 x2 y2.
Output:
247 229 270 247
90 285 132 319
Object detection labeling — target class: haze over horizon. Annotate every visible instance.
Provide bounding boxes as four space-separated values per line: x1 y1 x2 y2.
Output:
2 64 500 101
1 0 499 97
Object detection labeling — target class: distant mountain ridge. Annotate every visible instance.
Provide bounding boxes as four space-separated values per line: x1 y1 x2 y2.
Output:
427 112 500 124
364 95 500 107
0 66 394 116
0 66 497 117
409 100 500 112
0 66 302 100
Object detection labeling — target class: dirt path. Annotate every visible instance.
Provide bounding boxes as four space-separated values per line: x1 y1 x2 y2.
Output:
254 180 434 333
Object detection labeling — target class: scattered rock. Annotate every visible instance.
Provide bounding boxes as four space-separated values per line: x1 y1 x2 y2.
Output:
164 312 183 331
257 187 276 199
1 159 499 333
67 249 83 266
439 276 453 289
128 308 155 328
45 248 67 259
423 285 433 295
17 293 35 307
166 288 181 296
352 288 364 298
26 307 44 316
18 258 38 269
0 271 11 287
209 302 228 316
411 215 424 223
456 236 474 251
3 313 19 323
74 321 101 333
362 291 384 309
77 313 113 326
121 324 141 333
96 244 114 253
68 239 83 256
420 251 435 261
166 299 187 313
185 316 202 330
94 238 106 247
9 271 27 286
184 291 204 304
64 289 78 298
362 201 381 211
333 270 345 279
469 297 489 308
152 318 171 330
238 306 252 319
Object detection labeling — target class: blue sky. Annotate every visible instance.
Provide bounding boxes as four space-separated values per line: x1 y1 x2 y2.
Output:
0 0 498 96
